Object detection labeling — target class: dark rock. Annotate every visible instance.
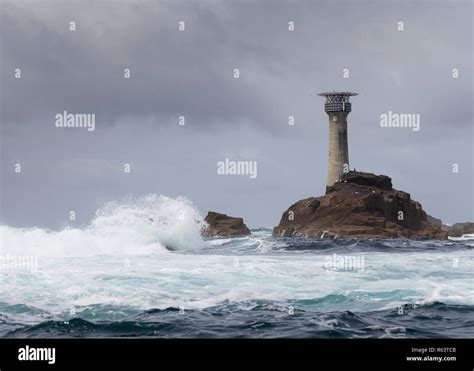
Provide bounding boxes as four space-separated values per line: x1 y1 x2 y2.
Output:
445 222 474 237
203 211 251 237
273 171 447 239
427 214 443 225
334 171 392 191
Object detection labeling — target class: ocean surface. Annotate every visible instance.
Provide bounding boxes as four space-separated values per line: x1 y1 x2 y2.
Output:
1 195 473 338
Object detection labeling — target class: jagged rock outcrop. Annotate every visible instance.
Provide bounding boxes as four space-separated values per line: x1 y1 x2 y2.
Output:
427 214 443 225
445 222 474 237
338 171 392 191
202 211 251 237
425 217 473 237
273 171 447 239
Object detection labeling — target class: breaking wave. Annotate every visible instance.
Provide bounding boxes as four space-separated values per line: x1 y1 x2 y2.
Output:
0 194 207 257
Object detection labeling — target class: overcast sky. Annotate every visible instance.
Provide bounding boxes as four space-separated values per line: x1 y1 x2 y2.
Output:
1 0 472 229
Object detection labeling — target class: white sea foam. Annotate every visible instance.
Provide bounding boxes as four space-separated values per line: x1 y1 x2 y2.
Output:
0 196 473 320
0 194 207 257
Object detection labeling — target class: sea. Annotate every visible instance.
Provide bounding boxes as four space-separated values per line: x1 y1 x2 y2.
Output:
1 194 473 338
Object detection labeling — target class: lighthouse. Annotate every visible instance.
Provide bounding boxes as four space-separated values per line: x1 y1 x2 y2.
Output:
318 91 358 188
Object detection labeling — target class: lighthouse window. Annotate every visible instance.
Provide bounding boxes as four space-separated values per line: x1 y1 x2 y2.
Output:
332 115 337 122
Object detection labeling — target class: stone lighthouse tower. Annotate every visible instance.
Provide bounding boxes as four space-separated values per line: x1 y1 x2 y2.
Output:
318 91 358 188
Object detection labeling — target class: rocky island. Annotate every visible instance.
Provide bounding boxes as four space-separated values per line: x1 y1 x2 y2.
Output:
209 93 471 240
273 171 447 239
202 211 251 237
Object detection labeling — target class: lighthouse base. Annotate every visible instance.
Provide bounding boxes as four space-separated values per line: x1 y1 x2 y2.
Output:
273 171 447 239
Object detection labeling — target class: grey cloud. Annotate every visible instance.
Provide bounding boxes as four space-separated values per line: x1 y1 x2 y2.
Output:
0 0 472 228
2 0 471 131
